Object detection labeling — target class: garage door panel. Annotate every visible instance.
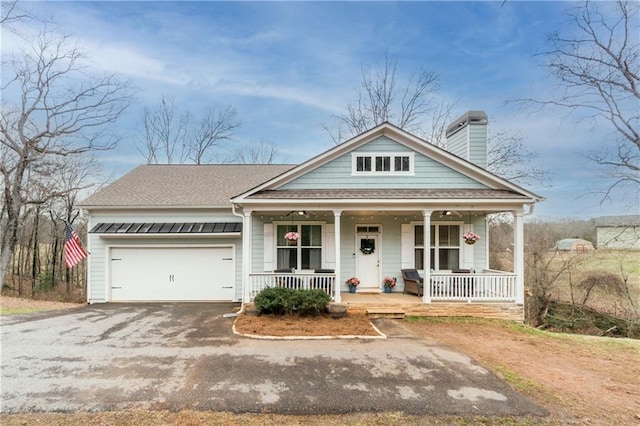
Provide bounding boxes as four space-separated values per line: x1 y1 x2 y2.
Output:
110 247 234 301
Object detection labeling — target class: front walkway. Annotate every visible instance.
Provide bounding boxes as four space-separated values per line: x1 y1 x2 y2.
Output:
342 292 524 321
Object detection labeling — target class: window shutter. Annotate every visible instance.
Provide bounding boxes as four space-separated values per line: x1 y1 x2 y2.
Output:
401 224 413 269
462 223 474 269
324 224 335 269
264 223 274 271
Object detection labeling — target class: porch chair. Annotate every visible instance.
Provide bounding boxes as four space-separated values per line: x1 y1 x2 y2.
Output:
273 268 302 289
401 269 424 297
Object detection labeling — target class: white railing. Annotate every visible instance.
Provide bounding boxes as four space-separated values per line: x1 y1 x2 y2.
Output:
430 272 516 301
248 273 335 301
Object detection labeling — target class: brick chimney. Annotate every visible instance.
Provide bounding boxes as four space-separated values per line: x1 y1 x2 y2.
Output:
445 110 488 168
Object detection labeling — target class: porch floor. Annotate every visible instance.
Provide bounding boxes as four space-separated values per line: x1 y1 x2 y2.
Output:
340 292 524 322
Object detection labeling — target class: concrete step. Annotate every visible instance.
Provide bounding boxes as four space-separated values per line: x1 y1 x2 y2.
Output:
366 307 406 319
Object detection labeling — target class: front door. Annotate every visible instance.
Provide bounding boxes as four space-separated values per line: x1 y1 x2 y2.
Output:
356 235 380 291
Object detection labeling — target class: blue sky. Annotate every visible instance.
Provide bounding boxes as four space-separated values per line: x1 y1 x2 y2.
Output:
5 1 638 219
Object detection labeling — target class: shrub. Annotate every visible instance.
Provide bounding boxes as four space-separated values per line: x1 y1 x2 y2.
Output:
286 289 330 316
254 287 330 317
254 287 291 315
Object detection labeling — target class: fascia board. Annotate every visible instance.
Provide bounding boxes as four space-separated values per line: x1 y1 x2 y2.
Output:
80 205 233 211
237 198 534 208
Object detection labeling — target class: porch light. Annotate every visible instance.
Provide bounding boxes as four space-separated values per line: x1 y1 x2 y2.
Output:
442 210 452 216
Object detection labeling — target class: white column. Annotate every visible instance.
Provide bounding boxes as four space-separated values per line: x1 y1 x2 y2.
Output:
422 210 432 303
513 209 524 304
242 210 253 303
333 210 342 303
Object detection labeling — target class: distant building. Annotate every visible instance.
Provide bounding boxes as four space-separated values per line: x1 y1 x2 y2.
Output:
555 238 594 252
594 215 640 250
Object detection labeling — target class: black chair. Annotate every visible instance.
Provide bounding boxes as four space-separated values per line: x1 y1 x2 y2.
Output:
273 268 301 289
401 269 424 297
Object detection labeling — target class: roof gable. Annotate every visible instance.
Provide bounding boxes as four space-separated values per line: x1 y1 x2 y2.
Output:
279 134 487 190
232 122 542 202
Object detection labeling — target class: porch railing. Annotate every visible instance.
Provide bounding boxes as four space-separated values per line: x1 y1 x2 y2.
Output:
248 272 335 301
247 271 516 303
430 272 516 301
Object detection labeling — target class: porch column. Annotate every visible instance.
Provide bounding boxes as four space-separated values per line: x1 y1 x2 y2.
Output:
242 210 253 303
513 209 524 305
422 210 432 304
333 210 342 303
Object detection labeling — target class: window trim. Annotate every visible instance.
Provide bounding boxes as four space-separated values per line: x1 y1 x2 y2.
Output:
274 221 324 271
413 221 463 271
351 152 415 176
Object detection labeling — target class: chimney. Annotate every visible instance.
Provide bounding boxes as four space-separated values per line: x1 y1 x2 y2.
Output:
445 110 488 168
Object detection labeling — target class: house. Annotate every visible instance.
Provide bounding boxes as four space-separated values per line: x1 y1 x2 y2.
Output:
594 215 640 250
78 111 543 320
555 238 594 252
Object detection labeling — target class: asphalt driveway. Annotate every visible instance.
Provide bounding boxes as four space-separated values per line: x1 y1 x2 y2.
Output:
0 303 546 416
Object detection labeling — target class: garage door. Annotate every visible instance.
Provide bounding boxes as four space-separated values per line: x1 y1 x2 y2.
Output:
110 247 234 301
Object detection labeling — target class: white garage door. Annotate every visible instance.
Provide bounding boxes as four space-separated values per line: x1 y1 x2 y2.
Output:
110 247 234 301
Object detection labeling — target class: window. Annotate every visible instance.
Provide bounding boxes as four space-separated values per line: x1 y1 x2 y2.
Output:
414 224 460 270
375 156 391 171
276 224 322 270
352 152 414 175
356 156 371 172
394 156 410 172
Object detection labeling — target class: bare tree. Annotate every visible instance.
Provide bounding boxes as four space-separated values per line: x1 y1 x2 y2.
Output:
137 96 241 164
513 0 639 198
0 24 132 288
229 140 285 164
324 54 442 144
487 130 550 185
327 54 549 186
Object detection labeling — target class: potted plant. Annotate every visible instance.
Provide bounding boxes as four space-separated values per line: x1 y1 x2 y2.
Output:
383 277 396 293
463 231 480 245
345 277 360 293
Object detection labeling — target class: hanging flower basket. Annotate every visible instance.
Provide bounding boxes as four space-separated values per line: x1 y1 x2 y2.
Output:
284 231 300 244
463 231 480 245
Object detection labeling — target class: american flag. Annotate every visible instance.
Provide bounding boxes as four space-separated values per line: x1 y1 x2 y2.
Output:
64 224 88 268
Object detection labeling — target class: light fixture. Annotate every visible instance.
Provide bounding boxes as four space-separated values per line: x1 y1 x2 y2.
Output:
297 211 306 216
442 210 452 216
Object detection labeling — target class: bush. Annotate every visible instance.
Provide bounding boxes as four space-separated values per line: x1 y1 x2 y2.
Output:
36 271 55 292
254 287 330 317
254 287 290 315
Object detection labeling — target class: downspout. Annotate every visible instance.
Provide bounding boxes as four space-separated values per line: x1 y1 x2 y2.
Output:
225 203 246 317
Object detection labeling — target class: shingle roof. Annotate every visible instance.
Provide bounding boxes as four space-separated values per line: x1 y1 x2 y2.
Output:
594 215 640 227
79 164 294 208
249 188 529 200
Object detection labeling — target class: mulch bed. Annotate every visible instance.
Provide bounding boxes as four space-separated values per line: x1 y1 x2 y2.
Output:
233 312 381 337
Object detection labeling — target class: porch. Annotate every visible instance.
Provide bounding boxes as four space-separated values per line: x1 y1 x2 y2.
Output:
246 271 523 321
248 270 517 303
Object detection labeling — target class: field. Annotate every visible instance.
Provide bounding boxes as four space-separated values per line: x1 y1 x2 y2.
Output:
545 249 639 317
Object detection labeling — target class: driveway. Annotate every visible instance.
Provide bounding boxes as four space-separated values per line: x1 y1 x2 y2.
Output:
0 303 546 416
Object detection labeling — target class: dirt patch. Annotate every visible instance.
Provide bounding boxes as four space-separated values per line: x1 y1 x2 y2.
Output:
403 318 640 425
0 295 83 313
234 312 381 337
